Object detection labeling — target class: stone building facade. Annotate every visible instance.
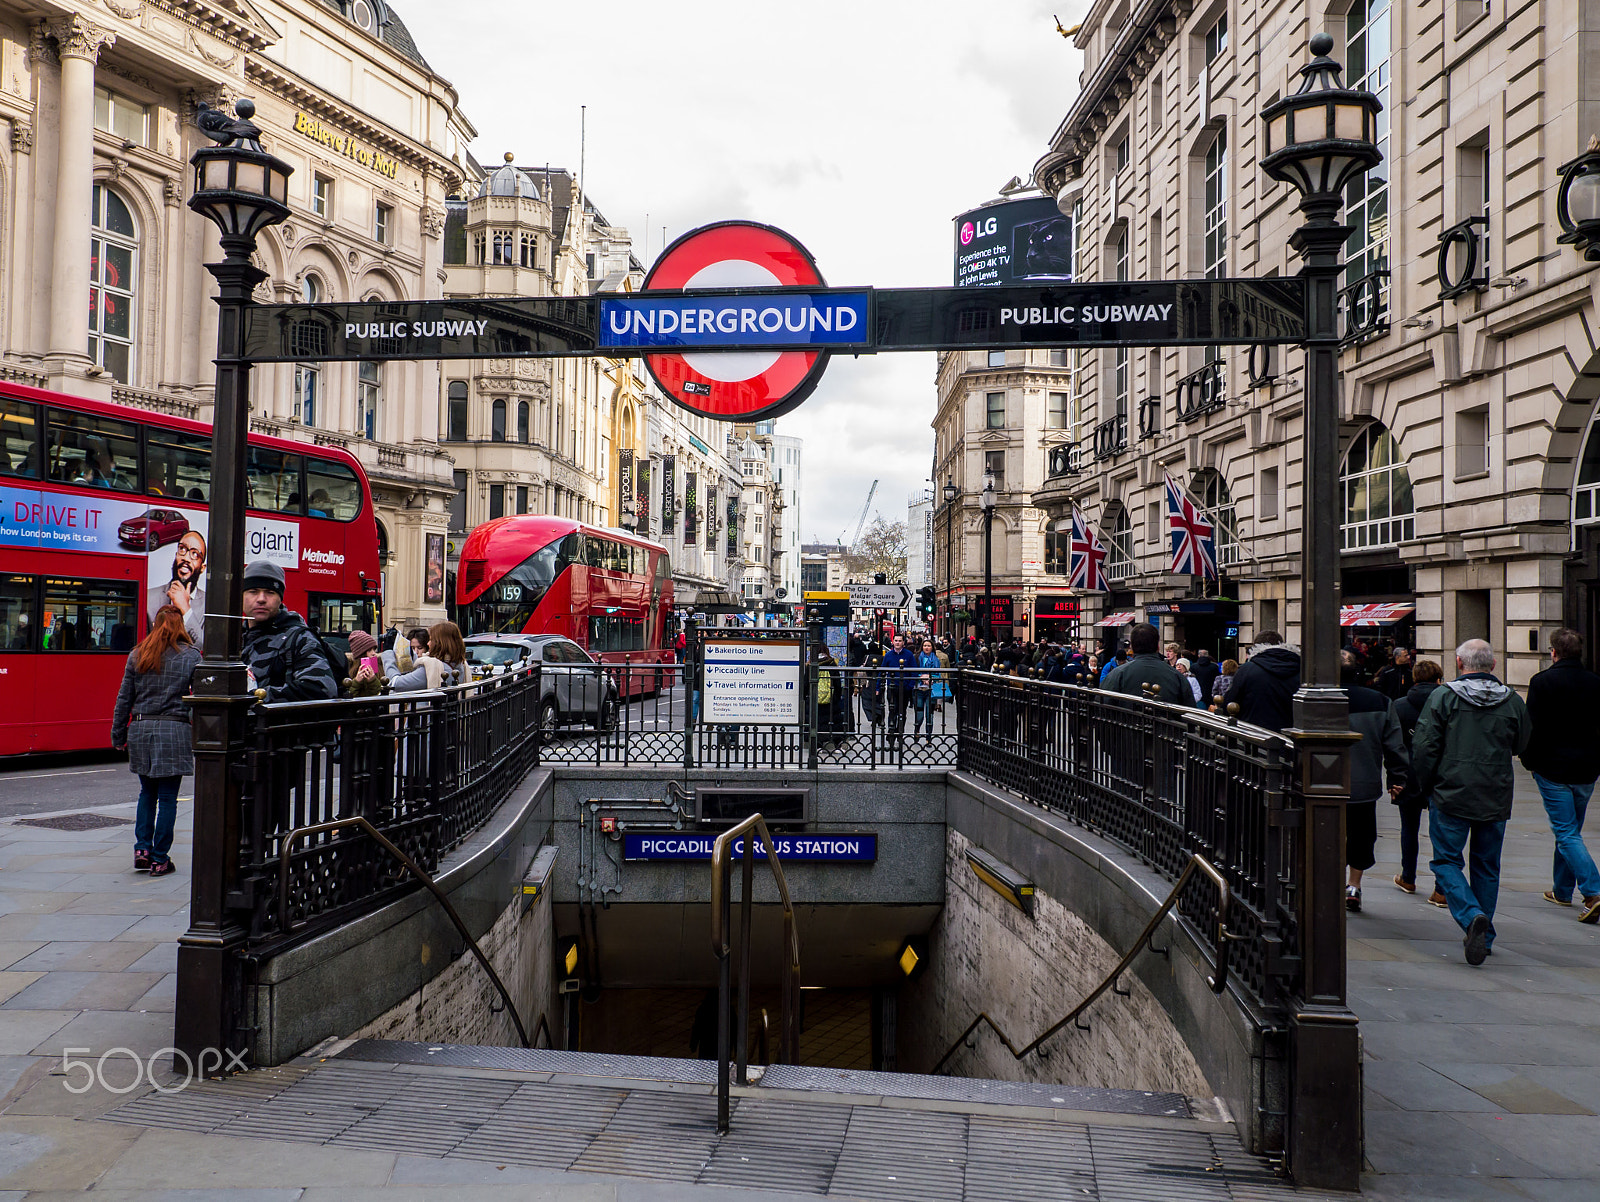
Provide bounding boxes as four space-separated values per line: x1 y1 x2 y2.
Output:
0 0 472 628
1022 0 1600 684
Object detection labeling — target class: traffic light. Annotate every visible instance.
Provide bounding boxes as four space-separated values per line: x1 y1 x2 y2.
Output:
917 586 936 618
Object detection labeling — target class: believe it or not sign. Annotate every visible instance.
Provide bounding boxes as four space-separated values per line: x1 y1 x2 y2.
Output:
623 833 877 862
703 638 802 724
597 291 870 351
292 112 399 179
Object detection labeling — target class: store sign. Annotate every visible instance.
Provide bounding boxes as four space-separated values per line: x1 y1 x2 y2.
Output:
703 638 802 724
982 596 1015 628
292 112 399 179
623 833 877 862
1035 597 1080 618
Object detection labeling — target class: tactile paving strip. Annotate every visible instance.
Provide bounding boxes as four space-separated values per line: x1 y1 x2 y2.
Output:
103 1055 1310 1199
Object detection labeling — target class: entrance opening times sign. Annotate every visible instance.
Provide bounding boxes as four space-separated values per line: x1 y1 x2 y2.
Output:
702 638 802 725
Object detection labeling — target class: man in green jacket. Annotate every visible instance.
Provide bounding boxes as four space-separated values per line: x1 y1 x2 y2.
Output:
1411 639 1532 965
1103 622 1195 706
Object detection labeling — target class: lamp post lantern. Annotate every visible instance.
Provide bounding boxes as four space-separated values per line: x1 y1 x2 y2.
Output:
1259 33 1381 1190
1557 136 1600 261
942 474 958 640
175 99 293 1071
980 473 996 645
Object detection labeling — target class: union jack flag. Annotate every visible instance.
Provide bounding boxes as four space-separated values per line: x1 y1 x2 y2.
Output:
1166 473 1217 580
1068 508 1107 592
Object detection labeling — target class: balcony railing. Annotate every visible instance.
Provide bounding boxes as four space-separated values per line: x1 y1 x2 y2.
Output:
1137 395 1162 440
1046 441 1082 479
1106 553 1135 581
113 385 201 420
1176 361 1226 423
1338 270 1390 345
1092 412 1128 461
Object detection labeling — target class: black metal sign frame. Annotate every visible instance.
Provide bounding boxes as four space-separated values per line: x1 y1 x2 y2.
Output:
239 279 1305 363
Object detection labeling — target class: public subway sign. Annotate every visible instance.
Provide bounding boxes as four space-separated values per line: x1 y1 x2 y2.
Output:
622 833 878 862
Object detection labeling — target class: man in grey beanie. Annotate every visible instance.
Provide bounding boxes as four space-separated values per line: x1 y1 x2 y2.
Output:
240 560 337 702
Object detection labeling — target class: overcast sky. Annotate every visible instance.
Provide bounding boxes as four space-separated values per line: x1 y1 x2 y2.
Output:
404 1 1085 545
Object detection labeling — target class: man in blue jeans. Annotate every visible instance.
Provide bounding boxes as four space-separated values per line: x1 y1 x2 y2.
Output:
1411 639 1531 965
1520 628 1600 923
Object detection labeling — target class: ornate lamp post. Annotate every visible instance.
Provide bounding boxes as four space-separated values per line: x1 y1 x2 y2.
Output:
1259 34 1381 1190
176 99 293 1070
980 472 996 644
942 474 958 639
1556 137 1600 261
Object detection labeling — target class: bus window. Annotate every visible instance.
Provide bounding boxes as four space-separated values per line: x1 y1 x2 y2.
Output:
590 613 646 651
0 399 39 479
305 457 362 520
1 574 36 651
307 595 375 641
246 447 302 513
45 408 139 492
40 577 138 651
145 427 211 501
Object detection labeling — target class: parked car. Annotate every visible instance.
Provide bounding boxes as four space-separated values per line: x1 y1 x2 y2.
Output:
464 633 618 733
118 508 189 551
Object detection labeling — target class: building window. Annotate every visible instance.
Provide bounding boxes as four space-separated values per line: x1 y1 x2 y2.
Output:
1345 0 1391 292
374 202 392 244
986 391 1006 428
1341 422 1415 549
489 483 504 520
88 185 136 384
449 470 467 532
446 381 468 442
312 175 332 219
490 399 506 442
1455 407 1490 478
517 484 529 514
1192 468 1239 567
1049 348 1070 367
1114 348 1129 417
93 86 147 145
1107 505 1134 581
521 235 539 268
1259 466 1280 521
1150 72 1164 131
294 364 320 426
1114 134 1130 173
987 349 1006 368
301 275 321 304
357 361 382 440
1458 133 1491 271
1574 420 1600 524
517 400 530 443
985 449 1005 486
1048 391 1072 430
1114 228 1130 281
1204 130 1228 278
1205 13 1228 62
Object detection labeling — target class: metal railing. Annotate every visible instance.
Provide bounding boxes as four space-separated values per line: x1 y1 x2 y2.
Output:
955 672 1301 1011
238 664 542 946
711 813 800 1133
1092 412 1128 461
1176 360 1227 423
1338 269 1390 344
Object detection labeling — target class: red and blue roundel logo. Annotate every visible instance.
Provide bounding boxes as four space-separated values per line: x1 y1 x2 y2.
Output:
642 221 830 422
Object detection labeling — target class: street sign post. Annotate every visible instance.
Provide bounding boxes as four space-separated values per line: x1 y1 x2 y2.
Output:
846 583 909 610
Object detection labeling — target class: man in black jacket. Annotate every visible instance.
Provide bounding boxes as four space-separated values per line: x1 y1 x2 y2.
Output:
1521 628 1600 923
1190 649 1222 702
1221 631 1301 731
1390 660 1444 899
1103 622 1194 705
241 561 338 703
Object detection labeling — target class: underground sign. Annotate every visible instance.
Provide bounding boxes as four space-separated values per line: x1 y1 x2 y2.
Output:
637 221 837 422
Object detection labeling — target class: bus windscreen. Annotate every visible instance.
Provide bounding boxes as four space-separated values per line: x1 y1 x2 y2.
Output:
463 532 579 634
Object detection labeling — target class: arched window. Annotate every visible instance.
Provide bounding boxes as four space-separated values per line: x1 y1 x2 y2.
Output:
492 231 514 265
375 518 389 562
1341 422 1414 549
1106 503 1134 581
520 234 537 268
300 274 321 303
1204 129 1228 278
490 398 506 442
517 400 530 444
446 380 468 442
1573 418 1600 524
1191 468 1239 567
89 185 137 382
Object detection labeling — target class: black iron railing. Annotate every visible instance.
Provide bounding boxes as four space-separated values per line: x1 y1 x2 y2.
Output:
1137 395 1162 440
1176 360 1227 423
955 672 1302 1010
1338 269 1390 344
1092 412 1128 461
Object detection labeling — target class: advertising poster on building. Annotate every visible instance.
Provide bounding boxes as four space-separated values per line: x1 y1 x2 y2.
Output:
618 449 635 528
954 196 1073 288
636 458 652 536
726 493 738 559
662 456 676 534
684 472 698 546
703 638 802 724
425 532 445 604
706 484 718 547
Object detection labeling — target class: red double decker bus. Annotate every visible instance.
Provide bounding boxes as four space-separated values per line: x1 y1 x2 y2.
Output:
1 384 381 756
455 516 675 691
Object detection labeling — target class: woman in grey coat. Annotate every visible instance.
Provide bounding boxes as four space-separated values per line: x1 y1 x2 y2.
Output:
111 605 202 877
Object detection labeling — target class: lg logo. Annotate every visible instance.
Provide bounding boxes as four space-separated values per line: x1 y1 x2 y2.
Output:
960 216 998 246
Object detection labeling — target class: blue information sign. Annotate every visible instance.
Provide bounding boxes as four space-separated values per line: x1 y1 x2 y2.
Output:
623 833 877 862
598 292 871 350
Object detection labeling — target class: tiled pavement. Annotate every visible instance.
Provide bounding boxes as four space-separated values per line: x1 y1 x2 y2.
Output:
0 767 1596 1197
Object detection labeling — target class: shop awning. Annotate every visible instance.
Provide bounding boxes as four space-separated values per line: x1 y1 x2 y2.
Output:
1096 611 1138 627
1340 602 1416 627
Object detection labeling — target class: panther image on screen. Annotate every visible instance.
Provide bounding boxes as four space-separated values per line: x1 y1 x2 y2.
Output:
1014 214 1074 280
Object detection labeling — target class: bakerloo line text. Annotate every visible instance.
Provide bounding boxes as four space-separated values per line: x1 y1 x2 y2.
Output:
605 304 861 337
1001 303 1176 325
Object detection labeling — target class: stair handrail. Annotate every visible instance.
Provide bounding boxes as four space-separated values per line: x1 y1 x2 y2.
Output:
276 816 548 1051
930 852 1234 1076
711 812 801 1134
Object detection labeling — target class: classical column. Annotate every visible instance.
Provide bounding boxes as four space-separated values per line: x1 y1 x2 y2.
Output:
46 16 115 378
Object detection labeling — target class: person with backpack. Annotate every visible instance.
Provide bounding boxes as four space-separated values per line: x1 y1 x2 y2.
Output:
241 561 338 703
110 604 202 877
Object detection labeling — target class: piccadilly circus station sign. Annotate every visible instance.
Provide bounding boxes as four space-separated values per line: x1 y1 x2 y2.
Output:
241 219 1309 422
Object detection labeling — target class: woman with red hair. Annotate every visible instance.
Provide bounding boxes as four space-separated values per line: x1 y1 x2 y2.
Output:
111 604 202 876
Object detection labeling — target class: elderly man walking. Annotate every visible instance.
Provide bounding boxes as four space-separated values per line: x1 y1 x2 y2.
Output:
1411 639 1531 965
